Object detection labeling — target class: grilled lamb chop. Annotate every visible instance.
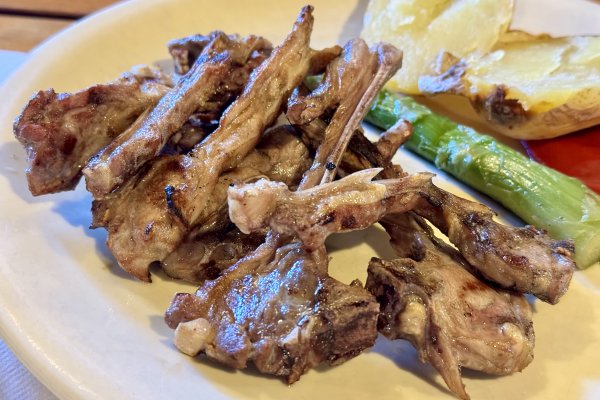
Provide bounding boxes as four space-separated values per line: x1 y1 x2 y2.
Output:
227 170 575 304
161 125 311 283
13 65 172 196
407 180 575 304
314 119 534 398
92 6 316 281
165 238 379 383
83 32 273 198
367 214 534 400
227 169 421 247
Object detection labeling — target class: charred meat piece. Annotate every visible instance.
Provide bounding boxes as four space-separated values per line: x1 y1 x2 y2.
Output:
161 125 311 283
83 32 272 198
13 66 172 196
367 214 534 400
408 182 575 304
289 39 403 188
165 239 379 383
93 6 315 281
228 170 575 303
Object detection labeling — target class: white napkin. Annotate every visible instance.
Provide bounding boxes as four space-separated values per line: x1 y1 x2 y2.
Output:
0 49 59 400
0 343 58 400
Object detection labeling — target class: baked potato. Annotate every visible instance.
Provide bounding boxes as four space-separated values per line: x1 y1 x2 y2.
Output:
361 0 514 94
419 34 600 139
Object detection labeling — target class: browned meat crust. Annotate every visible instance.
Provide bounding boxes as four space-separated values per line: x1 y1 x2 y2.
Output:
13 66 171 195
367 214 534 400
83 33 273 198
403 179 575 304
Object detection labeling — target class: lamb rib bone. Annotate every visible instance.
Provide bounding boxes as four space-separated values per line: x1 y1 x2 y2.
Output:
288 39 403 188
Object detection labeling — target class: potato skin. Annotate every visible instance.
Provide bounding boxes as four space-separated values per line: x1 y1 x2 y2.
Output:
472 88 600 140
419 34 600 140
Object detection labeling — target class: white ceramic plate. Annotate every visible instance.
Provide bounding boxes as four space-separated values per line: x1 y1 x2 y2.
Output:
1 0 599 399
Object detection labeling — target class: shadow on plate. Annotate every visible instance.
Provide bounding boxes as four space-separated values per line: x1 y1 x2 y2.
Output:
0 141 53 205
370 336 452 397
338 0 368 44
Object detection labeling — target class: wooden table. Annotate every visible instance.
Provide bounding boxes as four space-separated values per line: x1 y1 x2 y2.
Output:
0 0 120 51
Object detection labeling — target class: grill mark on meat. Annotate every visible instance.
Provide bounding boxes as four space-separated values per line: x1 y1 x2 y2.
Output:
60 135 77 156
341 215 357 229
317 211 336 225
165 185 183 220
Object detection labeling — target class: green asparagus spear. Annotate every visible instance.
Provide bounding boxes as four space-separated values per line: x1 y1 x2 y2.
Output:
365 90 600 268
